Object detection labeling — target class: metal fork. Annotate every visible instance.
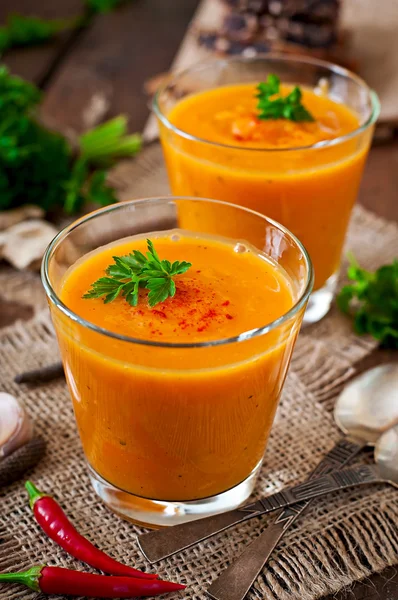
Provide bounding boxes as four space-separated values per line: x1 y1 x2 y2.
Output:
206 438 365 600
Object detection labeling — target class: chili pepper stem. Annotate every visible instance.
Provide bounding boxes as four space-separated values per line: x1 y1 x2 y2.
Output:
25 480 47 510
0 565 43 592
24 480 158 579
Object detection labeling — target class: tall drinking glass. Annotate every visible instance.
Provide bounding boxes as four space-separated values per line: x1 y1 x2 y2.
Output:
42 197 312 527
154 55 379 323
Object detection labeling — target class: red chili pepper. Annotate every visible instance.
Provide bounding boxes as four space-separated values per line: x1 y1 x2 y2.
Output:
0 565 185 598
25 481 157 580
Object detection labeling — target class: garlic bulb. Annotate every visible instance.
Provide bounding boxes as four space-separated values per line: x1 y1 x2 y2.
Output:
0 393 33 461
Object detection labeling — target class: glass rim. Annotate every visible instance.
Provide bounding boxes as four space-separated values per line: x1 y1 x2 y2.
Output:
42 197 314 349
153 53 380 153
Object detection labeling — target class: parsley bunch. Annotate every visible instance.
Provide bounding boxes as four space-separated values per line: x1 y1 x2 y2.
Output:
337 254 398 348
0 67 72 211
256 74 314 122
84 239 192 307
0 66 141 214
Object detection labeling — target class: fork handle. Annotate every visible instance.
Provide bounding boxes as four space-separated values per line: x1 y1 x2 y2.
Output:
206 438 365 600
138 458 377 563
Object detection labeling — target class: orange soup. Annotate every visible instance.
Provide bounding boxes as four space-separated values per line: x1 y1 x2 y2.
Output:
159 83 373 290
55 230 300 501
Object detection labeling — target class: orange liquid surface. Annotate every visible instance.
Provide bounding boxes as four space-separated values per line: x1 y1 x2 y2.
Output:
55 231 301 501
160 83 372 290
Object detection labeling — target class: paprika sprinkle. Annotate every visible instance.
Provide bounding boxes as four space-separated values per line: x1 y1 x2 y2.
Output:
0 565 185 597
25 481 157 579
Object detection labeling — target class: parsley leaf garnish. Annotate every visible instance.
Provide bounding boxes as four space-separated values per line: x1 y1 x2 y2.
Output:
256 74 315 122
337 254 398 348
83 239 192 308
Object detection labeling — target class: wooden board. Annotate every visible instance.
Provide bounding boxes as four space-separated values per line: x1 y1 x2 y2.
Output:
40 0 201 134
143 0 398 140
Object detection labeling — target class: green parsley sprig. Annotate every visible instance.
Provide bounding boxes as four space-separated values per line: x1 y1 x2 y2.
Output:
83 239 192 307
86 0 128 14
0 14 80 54
256 74 315 122
0 2 129 54
337 254 398 348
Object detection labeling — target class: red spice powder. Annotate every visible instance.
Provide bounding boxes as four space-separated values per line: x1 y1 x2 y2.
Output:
196 308 219 332
139 280 234 336
152 309 167 319
203 309 217 320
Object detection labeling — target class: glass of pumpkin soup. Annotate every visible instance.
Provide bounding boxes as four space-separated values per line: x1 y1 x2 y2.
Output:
42 197 312 527
154 56 379 324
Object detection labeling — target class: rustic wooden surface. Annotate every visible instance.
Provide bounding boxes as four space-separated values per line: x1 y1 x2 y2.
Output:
0 1 397 598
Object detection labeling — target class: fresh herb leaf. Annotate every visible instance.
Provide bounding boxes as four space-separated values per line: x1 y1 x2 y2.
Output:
0 69 72 212
257 74 280 100
63 158 88 215
0 14 80 53
83 239 192 308
79 116 142 167
83 169 118 210
0 2 129 54
0 65 41 116
147 278 173 307
86 0 128 14
337 254 398 348
256 74 315 122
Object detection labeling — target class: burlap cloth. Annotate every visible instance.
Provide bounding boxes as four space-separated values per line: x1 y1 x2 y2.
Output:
0 144 397 600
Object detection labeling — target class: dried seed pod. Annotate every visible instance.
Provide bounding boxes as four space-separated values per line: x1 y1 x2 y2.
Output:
15 362 65 385
221 12 259 42
286 20 337 48
0 393 33 461
198 31 271 55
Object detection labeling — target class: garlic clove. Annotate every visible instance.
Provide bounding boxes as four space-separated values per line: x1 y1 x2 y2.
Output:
0 219 58 271
0 393 33 460
0 205 45 231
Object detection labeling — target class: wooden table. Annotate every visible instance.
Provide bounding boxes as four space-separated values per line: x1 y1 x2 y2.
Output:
1 1 397 598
